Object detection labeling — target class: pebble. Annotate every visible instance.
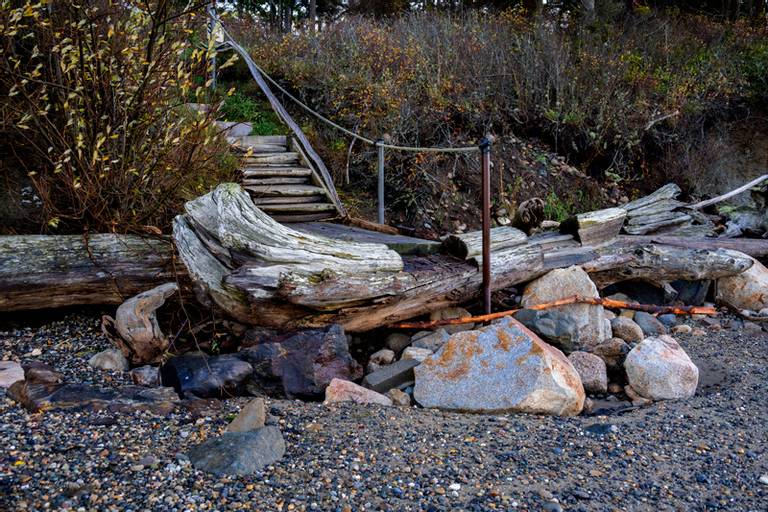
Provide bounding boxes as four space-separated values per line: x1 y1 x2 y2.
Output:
1 312 766 511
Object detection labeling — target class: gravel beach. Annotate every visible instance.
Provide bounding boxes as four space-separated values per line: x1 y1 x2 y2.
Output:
1 312 767 511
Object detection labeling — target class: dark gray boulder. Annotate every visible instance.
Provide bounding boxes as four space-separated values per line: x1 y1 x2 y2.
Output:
160 352 253 398
187 426 285 476
238 324 362 398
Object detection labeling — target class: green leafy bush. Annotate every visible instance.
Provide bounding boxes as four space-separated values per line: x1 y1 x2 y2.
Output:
219 91 283 135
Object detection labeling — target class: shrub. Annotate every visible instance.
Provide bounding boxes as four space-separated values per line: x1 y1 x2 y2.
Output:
230 9 762 194
0 0 235 234
218 90 284 135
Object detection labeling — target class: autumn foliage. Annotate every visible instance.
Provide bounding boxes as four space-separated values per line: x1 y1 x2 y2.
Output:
0 0 236 233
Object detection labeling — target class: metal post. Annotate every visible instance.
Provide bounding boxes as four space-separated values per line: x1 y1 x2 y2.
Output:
479 137 492 317
377 140 385 225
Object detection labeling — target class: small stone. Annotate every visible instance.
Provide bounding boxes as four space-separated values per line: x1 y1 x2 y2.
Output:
324 378 392 406
428 307 474 334
691 327 706 336
567 352 607 394
0 361 24 388
743 321 763 333
759 474 768 486
607 382 623 394
624 335 698 400
671 324 692 335
448 483 461 491
624 385 651 406
226 398 266 432
386 388 411 406
401 346 433 362
385 333 411 354
657 314 678 327
603 310 616 321
367 348 396 373
633 312 668 337
88 349 129 372
129 365 160 386
137 455 159 467
759 308 768 318
30 348 42 357
590 338 629 371
610 317 644 343
411 329 451 352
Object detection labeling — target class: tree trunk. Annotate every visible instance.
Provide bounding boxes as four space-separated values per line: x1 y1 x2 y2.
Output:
0 234 181 311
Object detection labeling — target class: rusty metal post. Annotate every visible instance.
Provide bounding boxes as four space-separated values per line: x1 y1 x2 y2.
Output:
377 139 385 225
480 137 492 316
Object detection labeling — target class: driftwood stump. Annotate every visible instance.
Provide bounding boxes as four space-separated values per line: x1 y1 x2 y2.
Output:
102 283 178 364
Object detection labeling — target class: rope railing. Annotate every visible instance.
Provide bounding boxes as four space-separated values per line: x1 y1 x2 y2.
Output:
206 5 495 317
208 9 480 154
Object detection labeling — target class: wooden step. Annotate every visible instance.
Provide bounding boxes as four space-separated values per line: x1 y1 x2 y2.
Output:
272 212 338 223
242 167 312 178
252 195 325 205
233 144 287 154
245 152 299 165
243 177 309 186
227 135 287 146
245 184 326 197
258 202 337 213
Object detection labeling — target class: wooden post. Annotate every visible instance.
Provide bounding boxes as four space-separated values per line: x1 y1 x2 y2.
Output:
480 137 492 316
208 1 217 91
377 139 385 225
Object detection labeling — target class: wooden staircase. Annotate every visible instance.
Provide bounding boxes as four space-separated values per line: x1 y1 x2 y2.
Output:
229 135 339 223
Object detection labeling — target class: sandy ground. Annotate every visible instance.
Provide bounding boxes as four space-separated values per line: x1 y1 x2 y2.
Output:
1 312 767 511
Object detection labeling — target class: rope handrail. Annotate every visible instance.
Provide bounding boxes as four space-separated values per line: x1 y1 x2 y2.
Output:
209 11 480 154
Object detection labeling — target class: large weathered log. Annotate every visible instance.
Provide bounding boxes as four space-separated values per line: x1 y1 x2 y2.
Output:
172 184 755 332
614 235 768 258
584 245 753 289
0 235 179 311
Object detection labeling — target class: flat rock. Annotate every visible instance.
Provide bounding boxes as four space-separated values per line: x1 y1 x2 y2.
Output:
716 253 768 311
429 308 474 335
568 352 608 394
160 352 253 399
413 318 584 416
22 362 64 384
239 324 362 398
633 311 668 337
362 359 419 393
0 361 24 388
519 266 610 351
7 381 178 415
187 427 285 476
226 398 266 432
88 349 129 372
624 335 699 400
324 378 392 406
610 317 644 343
367 349 395 373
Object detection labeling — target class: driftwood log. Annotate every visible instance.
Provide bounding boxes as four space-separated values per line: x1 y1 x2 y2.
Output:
171 184 754 332
101 283 178 364
0 234 180 311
